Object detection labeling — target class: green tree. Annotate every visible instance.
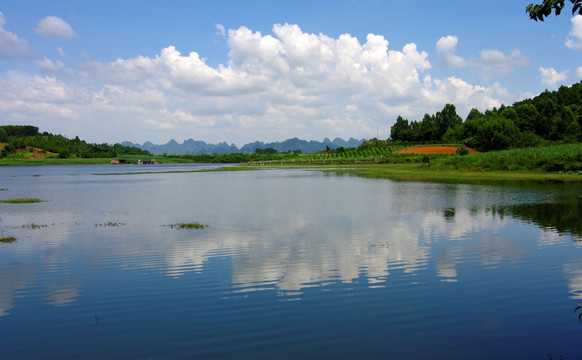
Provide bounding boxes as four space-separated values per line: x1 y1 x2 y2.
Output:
476 115 520 151
390 116 413 141
435 104 463 140
526 0 582 21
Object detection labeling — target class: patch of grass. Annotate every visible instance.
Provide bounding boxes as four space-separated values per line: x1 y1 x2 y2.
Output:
0 188 6 191
0 226 16 243
431 144 582 172
165 222 206 230
19 223 48 230
1 198 44 203
94 221 126 228
0 235 16 243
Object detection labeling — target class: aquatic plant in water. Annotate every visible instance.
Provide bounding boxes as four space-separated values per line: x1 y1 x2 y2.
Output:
166 222 206 230
0 236 16 243
95 222 126 228
0 226 16 243
20 223 47 230
0 198 44 203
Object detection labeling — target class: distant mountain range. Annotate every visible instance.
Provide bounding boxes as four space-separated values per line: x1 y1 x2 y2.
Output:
121 137 365 155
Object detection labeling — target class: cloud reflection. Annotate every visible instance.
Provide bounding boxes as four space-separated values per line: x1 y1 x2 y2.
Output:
158 207 531 297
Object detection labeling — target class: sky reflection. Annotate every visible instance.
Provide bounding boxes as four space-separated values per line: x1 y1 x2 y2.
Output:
0 167 581 313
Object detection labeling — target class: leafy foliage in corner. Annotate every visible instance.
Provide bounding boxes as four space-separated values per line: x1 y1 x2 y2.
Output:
526 0 582 21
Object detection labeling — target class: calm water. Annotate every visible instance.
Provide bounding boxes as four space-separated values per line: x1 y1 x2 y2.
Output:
1 165 581 359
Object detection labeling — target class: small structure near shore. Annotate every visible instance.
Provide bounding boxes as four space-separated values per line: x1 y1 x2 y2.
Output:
137 159 158 165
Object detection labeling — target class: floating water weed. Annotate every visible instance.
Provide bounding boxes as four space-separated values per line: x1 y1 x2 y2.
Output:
0 226 16 243
0 198 44 204
20 223 48 230
165 222 206 230
95 221 126 228
0 236 16 243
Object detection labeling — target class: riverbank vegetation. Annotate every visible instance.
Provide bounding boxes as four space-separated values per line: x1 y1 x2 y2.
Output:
0 125 152 160
1 82 581 176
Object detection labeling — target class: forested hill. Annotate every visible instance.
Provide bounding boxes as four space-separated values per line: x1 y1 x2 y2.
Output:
0 125 152 158
391 81 582 151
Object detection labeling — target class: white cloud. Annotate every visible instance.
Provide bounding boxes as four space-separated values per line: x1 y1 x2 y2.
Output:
436 35 464 67
0 11 31 59
566 15 582 50
215 23 226 37
539 66 568 89
34 16 77 39
57 47 66 56
35 56 64 72
421 76 503 115
0 24 514 145
436 35 530 79
577 66 582 79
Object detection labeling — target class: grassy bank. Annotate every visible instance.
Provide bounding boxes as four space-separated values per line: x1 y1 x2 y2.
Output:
0 154 198 166
2 142 582 181
320 163 582 183
429 144 582 173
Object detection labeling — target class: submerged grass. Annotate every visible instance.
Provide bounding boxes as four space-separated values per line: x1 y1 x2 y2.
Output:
95 221 126 228
20 223 48 230
165 222 206 230
0 226 16 243
0 235 16 243
1 198 44 203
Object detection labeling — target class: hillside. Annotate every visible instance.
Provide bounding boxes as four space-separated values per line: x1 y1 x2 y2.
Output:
0 125 152 160
391 81 582 151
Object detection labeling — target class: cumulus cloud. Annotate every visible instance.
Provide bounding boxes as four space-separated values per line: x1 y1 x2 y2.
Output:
566 15 582 50
0 11 31 59
215 23 226 37
436 35 464 67
436 35 529 79
0 23 514 144
539 66 568 89
34 16 77 39
577 66 582 78
35 56 64 72
421 76 503 115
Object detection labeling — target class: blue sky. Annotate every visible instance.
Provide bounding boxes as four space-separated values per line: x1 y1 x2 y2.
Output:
0 0 581 145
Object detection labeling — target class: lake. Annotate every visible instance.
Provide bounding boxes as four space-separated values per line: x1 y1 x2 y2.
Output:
1 164 581 359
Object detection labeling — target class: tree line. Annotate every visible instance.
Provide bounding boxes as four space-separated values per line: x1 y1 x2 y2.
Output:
390 82 582 151
0 125 152 158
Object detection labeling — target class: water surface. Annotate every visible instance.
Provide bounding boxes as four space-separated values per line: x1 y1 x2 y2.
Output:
1 165 581 359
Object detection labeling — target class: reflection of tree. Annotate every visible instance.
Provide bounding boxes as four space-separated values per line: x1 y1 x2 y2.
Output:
494 198 582 238
438 192 582 239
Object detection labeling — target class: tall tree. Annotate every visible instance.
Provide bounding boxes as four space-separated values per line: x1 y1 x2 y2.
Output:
526 0 582 21
434 104 463 140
